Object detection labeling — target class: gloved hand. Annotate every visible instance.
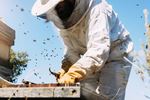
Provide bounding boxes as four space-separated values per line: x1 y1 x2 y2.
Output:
57 69 66 79
57 59 72 79
58 66 86 84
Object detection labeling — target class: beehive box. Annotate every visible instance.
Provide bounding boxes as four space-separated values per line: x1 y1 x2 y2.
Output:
0 84 80 100
0 21 15 63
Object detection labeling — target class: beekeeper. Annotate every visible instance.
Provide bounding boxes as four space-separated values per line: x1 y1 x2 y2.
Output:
32 0 134 99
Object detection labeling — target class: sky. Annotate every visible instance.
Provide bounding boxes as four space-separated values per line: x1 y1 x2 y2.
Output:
0 0 150 99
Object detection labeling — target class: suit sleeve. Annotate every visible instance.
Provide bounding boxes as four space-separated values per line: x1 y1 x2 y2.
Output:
73 11 111 75
60 34 81 64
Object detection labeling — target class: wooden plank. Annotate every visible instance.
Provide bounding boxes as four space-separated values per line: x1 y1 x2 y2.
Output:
0 21 15 40
0 86 80 98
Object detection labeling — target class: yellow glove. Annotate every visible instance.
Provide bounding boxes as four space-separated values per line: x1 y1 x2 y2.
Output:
57 69 66 79
57 59 72 79
49 59 72 81
58 66 86 84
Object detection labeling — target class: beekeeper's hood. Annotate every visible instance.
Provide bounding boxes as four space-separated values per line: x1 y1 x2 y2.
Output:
32 0 94 29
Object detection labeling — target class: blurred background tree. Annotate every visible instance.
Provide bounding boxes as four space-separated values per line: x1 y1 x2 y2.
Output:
9 49 29 82
144 9 150 74
133 9 150 89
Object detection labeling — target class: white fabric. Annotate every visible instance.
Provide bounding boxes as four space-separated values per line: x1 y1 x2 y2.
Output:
32 0 62 16
81 60 132 100
59 0 133 76
32 0 134 99
32 1 134 71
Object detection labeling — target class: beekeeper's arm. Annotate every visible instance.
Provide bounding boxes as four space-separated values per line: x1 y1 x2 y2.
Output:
57 34 81 79
74 13 111 76
58 11 111 84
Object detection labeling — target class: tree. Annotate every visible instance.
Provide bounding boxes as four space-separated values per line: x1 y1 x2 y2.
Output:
144 9 150 73
9 49 29 82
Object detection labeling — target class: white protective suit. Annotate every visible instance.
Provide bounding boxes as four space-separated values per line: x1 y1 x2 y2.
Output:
32 0 134 99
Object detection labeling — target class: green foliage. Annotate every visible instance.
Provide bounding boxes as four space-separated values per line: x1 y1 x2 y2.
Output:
9 49 29 82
